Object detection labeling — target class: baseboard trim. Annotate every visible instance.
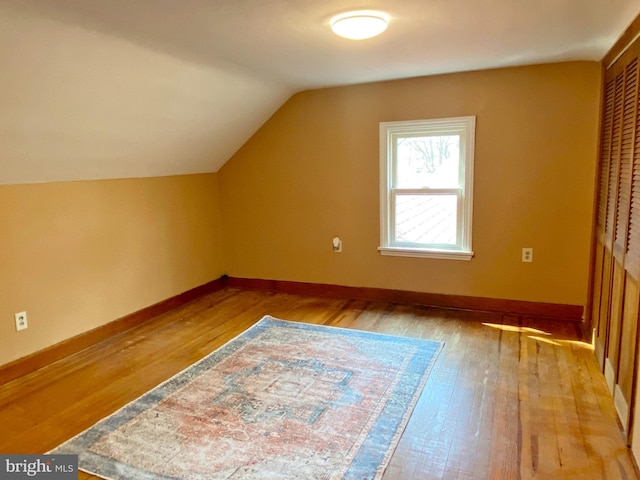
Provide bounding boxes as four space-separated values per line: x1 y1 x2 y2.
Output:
0 278 225 386
614 383 631 433
605 358 616 395
1 276 584 386
224 277 584 321
595 337 606 370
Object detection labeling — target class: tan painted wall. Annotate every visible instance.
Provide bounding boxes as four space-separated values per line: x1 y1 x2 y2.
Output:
219 62 602 307
0 174 224 365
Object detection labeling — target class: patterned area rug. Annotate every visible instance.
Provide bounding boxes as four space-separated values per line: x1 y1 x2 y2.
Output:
51 316 443 479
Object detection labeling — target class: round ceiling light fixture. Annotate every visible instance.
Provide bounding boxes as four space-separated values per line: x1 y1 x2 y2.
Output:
330 10 390 40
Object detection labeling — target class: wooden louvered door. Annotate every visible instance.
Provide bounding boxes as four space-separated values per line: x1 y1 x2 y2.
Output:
630 94 640 453
593 78 615 366
610 60 639 432
603 68 626 395
591 57 640 437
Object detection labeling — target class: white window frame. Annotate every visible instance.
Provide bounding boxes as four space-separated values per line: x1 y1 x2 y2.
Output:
378 116 475 260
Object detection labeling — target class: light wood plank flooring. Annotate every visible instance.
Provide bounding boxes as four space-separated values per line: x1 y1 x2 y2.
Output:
0 287 637 479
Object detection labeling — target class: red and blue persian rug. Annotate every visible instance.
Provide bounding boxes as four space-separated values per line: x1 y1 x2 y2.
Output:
51 316 443 479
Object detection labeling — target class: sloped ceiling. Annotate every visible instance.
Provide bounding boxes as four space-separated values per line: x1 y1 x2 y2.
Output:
1 0 639 184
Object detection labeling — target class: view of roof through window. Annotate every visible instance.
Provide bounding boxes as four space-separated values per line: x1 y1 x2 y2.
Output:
394 135 461 245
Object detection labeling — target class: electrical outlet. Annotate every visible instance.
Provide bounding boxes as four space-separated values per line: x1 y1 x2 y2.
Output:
15 311 28 331
522 248 533 263
332 237 342 253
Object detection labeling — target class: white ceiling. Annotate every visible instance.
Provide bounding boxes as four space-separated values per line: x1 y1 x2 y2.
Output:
10 0 640 88
1 0 639 183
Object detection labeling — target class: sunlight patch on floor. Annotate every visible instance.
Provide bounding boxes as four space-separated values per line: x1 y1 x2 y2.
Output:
482 323 551 336
482 323 594 350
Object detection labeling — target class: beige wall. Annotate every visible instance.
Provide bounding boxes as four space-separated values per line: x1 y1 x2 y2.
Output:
0 174 224 365
219 62 602 307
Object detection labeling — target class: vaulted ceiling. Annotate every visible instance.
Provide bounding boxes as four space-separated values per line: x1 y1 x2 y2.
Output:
1 0 639 184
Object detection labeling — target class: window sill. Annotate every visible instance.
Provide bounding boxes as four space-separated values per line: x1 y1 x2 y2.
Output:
378 246 474 261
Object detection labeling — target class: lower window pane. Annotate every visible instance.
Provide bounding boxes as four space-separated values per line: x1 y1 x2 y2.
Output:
395 195 457 245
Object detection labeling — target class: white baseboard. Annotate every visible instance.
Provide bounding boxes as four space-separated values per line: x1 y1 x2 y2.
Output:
595 338 605 369
604 358 616 395
614 383 630 432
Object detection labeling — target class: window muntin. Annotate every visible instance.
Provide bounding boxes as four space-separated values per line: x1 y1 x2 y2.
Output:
379 117 475 260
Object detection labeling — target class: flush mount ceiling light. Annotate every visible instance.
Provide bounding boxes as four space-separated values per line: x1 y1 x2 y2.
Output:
330 10 390 40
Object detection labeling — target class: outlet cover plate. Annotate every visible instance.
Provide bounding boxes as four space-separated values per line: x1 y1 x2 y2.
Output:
15 311 28 331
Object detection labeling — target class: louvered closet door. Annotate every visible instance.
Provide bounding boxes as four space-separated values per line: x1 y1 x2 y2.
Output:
627 57 640 448
601 59 640 436
630 83 640 452
604 72 626 393
593 77 616 367
593 74 620 377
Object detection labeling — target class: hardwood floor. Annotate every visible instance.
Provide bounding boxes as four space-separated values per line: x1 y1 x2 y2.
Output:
0 287 637 479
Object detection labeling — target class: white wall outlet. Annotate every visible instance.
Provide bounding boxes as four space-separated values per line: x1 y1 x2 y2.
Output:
15 311 28 331
332 237 342 253
522 247 533 263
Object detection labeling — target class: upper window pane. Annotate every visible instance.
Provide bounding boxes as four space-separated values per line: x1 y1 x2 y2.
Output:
394 135 460 189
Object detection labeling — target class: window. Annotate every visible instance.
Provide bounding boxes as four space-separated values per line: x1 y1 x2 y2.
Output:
379 116 475 260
